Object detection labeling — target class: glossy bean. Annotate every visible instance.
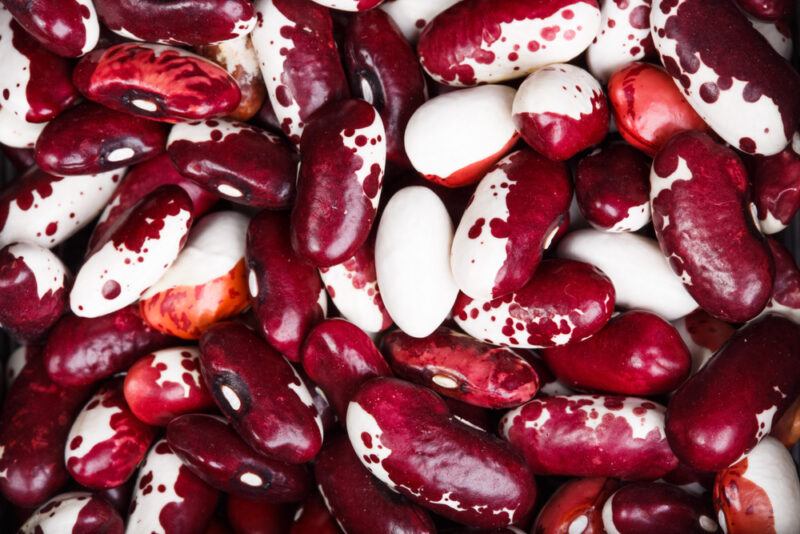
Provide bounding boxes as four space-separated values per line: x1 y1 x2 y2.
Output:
585 0 652 82
532 477 619 534
751 139 800 234
0 0 99 57
18 492 123 534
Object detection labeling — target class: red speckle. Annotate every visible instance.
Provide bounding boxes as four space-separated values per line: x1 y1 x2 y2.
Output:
361 432 373 448
608 19 616 28
362 163 382 199
562 9 574 19
210 129 222 142
541 26 560 41
2 89 8 100
355 135 367 147
564 30 576 40
45 221 58 236
739 137 756 153
69 436 83 450
415 18 426 29
527 41 540 52
326 285 336 298
102 280 121 299
489 217 510 239
508 52 519 61
275 85 292 107
468 217 485 239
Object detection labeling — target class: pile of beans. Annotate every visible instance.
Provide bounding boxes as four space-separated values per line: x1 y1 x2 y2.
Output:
0 0 799 532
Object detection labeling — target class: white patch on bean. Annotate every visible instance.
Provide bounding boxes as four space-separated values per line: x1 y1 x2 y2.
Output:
126 441 185 534
338 106 386 210
513 64 603 121
586 0 651 82
287 364 324 440
149 347 202 398
19 492 92 534
319 258 388 334
66 390 123 463
346 401 398 491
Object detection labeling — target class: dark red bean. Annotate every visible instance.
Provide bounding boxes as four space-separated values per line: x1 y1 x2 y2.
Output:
541 311 691 396
301 318 390 421
650 131 774 322
73 43 241 122
18 492 124 533
532 477 619 534
343 9 426 169
167 414 312 502
315 432 435 534
347 377 536 528
382 326 539 408
0 347 92 507
0 0 98 57
94 0 256 45
227 494 294 534
751 141 800 234
44 304 175 387
167 119 296 208
247 210 326 361
666 314 800 471
199 322 324 463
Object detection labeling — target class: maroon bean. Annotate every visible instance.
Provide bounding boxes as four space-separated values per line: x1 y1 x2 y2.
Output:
88 154 217 252
500 395 678 479
73 43 241 122
734 0 792 20
18 492 124 533
751 141 800 234
127 439 219 533
94 0 256 46
541 311 691 396
343 9 426 169
453 258 615 349
200 322 324 463
34 103 167 175
666 314 800 471
650 131 774 322
247 210 326 362
650 0 800 155
301 318 390 421
168 119 296 208
315 432 436 534
764 238 800 320
167 414 312 502
347 377 536 528
532 477 619 534
0 347 92 507
292 99 385 267
0 243 68 341
575 143 652 233
602 482 718 534
251 0 351 145
65 378 156 489
382 326 539 408
0 0 98 57
291 493 341 534
44 304 174 387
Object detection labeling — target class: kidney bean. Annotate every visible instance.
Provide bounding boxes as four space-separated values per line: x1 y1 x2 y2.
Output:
404 85 517 187
139 211 249 339
558 229 698 320
200 322 324 463
65 378 156 489
714 436 800 534
417 0 601 86
512 64 608 161
301 319 389 421
542 311 691 396
0 243 68 341
344 9 426 169
650 131 773 322
751 140 800 234
0 167 124 249
734 0 792 20
749 14 793 59
197 35 267 121
607 62 708 157
451 149 571 299
315 432 435 534
18 492 123 534
0 349 92 507
319 234 392 334
227 494 295 534
247 210 326 361
123 347 213 426
375 186 458 338
292 99 386 267
454 258 615 349
73 43 241 122
763 238 800 322
71 185 193 318
5 344 30 387
650 0 800 156
291 493 341 534
501 395 678 479
585 0 652 82
347 377 536 528
379 0 459 42
575 143 651 233
382 326 539 408
94 0 255 46
168 120 295 208
88 154 216 252
35 103 168 176
167 414 312 501
533 477 619 534
602 482 718 534
44 304 174 387
667 314 800 471
0 0 98 57
127 439 219 533
672 309 735 375
0 8 80 123
251 0 350 145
